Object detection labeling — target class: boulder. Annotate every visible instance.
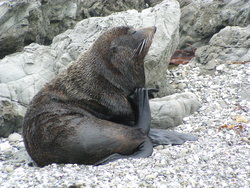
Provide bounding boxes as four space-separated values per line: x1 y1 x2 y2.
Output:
0 0 180 137
195 26 250 70
150 92 200 129
0 99 25 137
178 0 250 50
0 0 147 59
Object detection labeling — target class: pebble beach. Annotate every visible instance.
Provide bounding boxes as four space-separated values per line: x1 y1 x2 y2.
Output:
0 61 249 188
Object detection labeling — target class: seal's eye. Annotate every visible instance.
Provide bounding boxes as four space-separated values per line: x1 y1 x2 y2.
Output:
128 29 136 35
111 46 117 53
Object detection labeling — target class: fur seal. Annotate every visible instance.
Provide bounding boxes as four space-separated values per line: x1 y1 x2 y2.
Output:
22 26 197 166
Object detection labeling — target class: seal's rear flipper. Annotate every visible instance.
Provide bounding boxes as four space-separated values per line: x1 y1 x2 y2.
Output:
149 128 198 146
94 138 153 165
94 153 125 165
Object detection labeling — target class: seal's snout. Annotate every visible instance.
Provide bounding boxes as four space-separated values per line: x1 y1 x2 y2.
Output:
140 26 157 37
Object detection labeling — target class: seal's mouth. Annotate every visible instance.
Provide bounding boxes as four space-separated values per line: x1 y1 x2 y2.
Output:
132 26 156 58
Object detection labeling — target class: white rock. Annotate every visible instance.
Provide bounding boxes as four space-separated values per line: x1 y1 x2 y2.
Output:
8 133 22 142
0 142 12 152
5 165 14 173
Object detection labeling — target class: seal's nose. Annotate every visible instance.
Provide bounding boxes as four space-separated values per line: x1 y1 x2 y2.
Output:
153 26 157 33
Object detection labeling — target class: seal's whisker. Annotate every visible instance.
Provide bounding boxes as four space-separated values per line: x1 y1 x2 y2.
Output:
132 40 144 59
135 40 143 53
139 39 146 55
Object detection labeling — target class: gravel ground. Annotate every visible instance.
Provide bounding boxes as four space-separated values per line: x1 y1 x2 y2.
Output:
0 61 249 188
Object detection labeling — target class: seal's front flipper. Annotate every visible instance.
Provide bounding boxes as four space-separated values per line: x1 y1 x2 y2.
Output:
129 88 151 134
149 128 198 146
94 138 153 165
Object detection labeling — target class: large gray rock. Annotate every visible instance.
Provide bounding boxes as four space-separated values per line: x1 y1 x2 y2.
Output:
150 92 200 129
195 26 250 70
0 0 180 137
0 0 147 59
179 0 250 50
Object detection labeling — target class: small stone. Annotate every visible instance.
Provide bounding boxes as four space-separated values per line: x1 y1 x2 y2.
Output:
241 137 250 144
216 64 226 71
154 145 164 150
234 115 248 123
0 142 12 152
178 83 187 89
145 173 157 179
8 133 22 142
5 165 14 173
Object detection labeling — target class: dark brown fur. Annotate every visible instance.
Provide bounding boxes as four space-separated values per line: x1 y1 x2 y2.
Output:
22 26 156 166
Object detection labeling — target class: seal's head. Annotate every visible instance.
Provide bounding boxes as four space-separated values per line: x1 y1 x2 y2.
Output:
91 26 157 91
110 26 156 60
93 26 156 61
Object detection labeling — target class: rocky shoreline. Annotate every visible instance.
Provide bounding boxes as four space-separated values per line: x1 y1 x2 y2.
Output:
0 0 249 187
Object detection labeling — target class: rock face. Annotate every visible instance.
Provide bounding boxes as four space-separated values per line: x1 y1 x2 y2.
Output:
145 0 163 7
150 92 200 129
81 0 146 17
176 0 194 8
0 0 147 59
195 26 250 70
178 0 250 50
0 0 180 136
